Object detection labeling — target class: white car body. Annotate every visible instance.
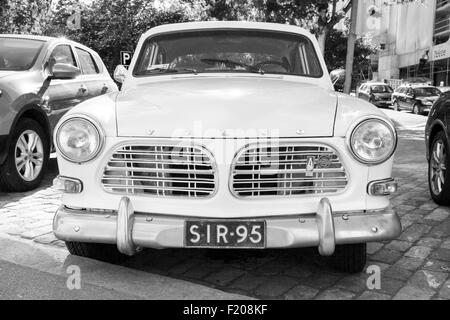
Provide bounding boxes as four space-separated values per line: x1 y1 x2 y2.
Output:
53 22 401 266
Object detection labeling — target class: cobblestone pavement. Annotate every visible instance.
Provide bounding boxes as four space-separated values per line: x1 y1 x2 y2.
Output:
0 123 449 300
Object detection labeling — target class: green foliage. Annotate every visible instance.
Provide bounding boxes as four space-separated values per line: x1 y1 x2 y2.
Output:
0 0 52 34
44 0 207 72
325 28 377 88
1 0 375 79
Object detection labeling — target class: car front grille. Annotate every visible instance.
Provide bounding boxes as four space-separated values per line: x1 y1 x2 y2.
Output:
101 144 217 198
230 144 348 198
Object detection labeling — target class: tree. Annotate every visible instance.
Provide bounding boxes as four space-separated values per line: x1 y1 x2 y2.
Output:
0 0 52 34
324 28 376 89
45 0 207 73
262 0 350 53
202 0 350 53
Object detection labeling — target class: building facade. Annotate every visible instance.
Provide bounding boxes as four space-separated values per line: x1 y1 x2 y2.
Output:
359 0 450 86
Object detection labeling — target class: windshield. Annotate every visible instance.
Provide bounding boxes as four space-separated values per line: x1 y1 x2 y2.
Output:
134 30 323 77
0 38 45 71
414 87 441 97
371 85 393 93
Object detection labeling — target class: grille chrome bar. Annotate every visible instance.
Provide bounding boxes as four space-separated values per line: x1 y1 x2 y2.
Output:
102 144 217 198
230 144 348 198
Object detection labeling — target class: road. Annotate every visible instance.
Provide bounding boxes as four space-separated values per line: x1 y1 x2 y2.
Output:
0 109 449 300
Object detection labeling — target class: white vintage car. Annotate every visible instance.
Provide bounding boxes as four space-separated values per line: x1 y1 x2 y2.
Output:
53 21 401 273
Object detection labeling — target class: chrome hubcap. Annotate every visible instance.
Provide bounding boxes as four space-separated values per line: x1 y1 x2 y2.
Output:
15 130 44 182
430 140 446 195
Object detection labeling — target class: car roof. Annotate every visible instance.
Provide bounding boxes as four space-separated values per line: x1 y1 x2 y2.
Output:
0 34 58 42
363 82 390 86
142 21 314 39
399 84 436 89
0 34 100 56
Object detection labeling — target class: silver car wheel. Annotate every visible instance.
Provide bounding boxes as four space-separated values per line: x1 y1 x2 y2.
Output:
430 139 446 195
14 130 44 182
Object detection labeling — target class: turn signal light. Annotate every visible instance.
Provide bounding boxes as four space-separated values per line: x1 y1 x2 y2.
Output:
368 179 397 196
53 176 83 193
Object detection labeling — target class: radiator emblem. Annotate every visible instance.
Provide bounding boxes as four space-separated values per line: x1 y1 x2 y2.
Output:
306 156 315 177
317 155 333 168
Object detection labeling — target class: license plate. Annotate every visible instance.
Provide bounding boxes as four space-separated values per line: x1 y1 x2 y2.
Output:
185 220 266 248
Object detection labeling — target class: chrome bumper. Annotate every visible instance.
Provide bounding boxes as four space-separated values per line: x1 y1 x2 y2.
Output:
53 197 401 256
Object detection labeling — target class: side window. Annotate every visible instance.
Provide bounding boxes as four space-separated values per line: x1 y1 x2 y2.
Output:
75 48 99 75
49 44 76 67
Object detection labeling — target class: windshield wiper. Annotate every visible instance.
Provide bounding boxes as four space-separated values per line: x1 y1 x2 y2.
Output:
141 67 199 75
200 58 265 75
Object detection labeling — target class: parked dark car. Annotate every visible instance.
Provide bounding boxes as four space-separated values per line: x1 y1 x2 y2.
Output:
426 92 450 205
0 35 117 192
357 82 393 108
392 84 441 115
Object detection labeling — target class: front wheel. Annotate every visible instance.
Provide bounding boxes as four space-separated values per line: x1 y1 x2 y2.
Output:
65 241 130 263
393 100 401 111
0 118 49 192
428 131 450 205
329 243 367 273
413 104 421 115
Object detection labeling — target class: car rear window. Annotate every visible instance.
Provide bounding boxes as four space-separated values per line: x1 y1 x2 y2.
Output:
371 85 393 93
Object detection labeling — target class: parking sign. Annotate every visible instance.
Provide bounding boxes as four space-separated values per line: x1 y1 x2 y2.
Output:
120 51 132 66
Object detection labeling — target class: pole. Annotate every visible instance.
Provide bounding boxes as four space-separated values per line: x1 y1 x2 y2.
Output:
344 0 359 94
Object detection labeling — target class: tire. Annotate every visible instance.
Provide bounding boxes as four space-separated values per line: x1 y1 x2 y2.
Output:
0 118 49 192
329 243 367 273
413 104 421 115
66 241 130 263
393 100 401 111
428 131 450 205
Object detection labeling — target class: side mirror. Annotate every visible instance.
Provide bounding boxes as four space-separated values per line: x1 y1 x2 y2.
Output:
51 63 81 80
114 65 128 84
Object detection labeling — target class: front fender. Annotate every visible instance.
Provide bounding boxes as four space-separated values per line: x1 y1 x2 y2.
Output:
0 100 50 165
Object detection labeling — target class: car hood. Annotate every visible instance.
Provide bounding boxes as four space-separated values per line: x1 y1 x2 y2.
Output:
0 70 17 79
116 77 337 138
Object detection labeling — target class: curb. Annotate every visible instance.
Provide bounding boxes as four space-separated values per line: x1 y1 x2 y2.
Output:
0 234 252 300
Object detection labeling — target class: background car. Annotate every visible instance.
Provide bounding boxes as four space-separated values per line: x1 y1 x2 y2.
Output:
392 84 441 115
357 82 393 108
426 92 450 205
0 35 117 192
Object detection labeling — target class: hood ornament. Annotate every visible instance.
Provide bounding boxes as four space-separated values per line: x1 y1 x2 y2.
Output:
296 129 305 135
147 129 155 135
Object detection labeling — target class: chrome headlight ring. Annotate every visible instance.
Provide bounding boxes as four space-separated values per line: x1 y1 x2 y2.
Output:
55 115 105 164
346 116 398 165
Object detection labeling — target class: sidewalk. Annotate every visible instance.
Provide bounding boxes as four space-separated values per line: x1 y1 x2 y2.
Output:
0 234 251 300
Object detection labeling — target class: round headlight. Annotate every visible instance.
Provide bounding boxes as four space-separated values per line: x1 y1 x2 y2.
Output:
349 118 397 164
56 117 103 163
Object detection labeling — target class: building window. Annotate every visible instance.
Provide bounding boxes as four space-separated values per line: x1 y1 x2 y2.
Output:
434 2 450 45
